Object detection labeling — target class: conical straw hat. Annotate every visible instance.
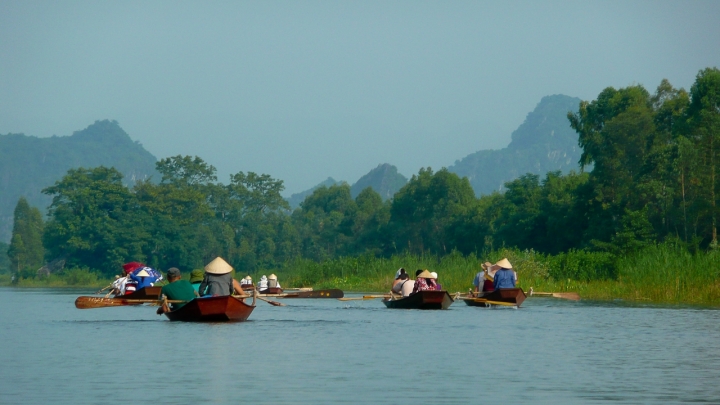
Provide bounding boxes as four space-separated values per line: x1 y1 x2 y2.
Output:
204 257 233 275
244 275 252 280
136 269 150 277
268 274 277 280
495 258 512 269
417 270 433 279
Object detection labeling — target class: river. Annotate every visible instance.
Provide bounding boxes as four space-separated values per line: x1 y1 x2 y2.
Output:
0 287 718 404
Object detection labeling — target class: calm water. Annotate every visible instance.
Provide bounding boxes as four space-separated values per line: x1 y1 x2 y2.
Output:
1 287 719 404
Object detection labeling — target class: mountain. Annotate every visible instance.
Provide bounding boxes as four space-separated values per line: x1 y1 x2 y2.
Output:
350 163 407 199
448 94 582 196
287 177 341 209
0 120 158 242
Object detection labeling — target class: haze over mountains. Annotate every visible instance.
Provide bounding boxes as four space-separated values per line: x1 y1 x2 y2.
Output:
0 94 583 241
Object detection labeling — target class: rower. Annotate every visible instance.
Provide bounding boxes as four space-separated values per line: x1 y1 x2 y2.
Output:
157 267 196 314
198 257 235 297
268 274 281 289
473 262 498 296
430 272 442 290
493 258 516 289
189 269 204 294
257 275 268 292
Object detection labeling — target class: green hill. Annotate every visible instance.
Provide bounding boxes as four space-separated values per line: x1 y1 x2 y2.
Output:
0 120 158 241
350 163 407 199
448 94 582 196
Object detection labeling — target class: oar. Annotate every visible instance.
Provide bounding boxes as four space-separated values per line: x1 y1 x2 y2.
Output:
75 296 186 309
337 295 389 301
95 283 114 294
249 288 286 306
459 297 518 307
528 290 581 300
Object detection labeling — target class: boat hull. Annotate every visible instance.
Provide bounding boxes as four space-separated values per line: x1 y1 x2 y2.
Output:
258 287 283 295
116 286 162 300
465 288 526 307
383 290 453 310
164 295 255 322
261 289 344 299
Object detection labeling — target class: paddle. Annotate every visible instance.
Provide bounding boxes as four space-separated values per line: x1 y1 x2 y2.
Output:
337 295 389 301
458 297 518 307
248 288 286 307
94 283 114 294
75 296 186 309
528 289 581 301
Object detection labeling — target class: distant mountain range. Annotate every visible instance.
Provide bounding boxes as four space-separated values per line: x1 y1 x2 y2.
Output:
0 120 158 241
448 94 582 195
1 95 583 241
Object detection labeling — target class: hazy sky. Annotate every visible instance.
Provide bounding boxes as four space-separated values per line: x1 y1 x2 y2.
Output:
2 1 719 195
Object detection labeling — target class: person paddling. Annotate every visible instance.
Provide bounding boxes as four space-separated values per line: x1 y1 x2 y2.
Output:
157 267 196 314
492 258 516 289
198 257 236 297
189 269 204 294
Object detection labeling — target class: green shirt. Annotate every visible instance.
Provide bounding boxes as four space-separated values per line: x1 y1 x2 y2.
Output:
161 280 197 310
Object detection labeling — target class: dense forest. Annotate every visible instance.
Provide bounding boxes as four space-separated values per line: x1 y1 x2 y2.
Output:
4 68 720 283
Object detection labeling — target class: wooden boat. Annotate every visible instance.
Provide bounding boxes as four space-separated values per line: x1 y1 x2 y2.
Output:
382 290 454 310
464 288 526 307
115 286 162 300
258 287 283 295
163 295 256 322
261 289 344 299
240 284 254 291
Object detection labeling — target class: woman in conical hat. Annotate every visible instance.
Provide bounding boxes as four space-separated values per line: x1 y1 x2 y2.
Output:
129 268 158 291
198 257 235 297
412 269 437 293
268 274 281 289
493 258 516 290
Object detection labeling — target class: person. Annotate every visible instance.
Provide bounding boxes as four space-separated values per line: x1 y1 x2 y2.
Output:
473 262 498 295
198 257 235 297
129 269 156 291
158 267 196 314
394 268 407 280
240 275 253 286
268 274 281 289
189 269 204 294
493 258 516 290
392 273 410 294
430 272 442 290
412 270 437 293
257 275 269 292
400 274 415 297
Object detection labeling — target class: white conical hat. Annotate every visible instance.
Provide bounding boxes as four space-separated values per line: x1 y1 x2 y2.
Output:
244 275 252 280
136 269 150 277
268 274 277 280
495 258 512 269
204 257 233 275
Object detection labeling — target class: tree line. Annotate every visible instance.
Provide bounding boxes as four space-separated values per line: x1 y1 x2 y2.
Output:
6 68 720 280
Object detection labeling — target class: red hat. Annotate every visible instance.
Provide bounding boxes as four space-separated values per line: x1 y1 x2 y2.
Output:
122 262 144 274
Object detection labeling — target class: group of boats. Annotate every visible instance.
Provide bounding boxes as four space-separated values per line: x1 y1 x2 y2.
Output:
75 284 553 322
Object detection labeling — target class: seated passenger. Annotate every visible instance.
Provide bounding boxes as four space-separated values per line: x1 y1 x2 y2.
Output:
493 258 516 290
198 257 235 297
240 276 253 286
412 270 437 293
392 273 410 294
430 272 442 290
129 269 157 291
189 269 204 294
268 274 281 289
158 267 196 314
473 262 498 295
394 268 407 280
257 275 269 292
400 277 415 297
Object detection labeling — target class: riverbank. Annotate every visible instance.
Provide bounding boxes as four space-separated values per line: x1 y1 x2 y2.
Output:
3 244 719 305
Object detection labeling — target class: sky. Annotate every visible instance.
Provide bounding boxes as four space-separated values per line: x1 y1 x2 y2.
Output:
1 1 719 195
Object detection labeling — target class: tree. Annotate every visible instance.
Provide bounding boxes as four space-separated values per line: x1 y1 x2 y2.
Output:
7 197 44 274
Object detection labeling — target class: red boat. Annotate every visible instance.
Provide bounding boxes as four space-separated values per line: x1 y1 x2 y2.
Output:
464 288 526 307
163 295 256 322
382 290 454 310
117 286 162 300
258 287 283 295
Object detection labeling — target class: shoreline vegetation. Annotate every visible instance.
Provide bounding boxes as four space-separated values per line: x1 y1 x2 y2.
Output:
3 243 718 306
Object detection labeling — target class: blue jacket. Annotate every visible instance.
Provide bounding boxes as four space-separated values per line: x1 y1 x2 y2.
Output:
493 269 516 289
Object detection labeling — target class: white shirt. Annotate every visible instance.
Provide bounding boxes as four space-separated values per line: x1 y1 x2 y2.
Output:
401 280 415 297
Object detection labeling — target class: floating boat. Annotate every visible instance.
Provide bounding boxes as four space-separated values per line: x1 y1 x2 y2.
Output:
163 295 256 322
382 290 454 310
258 287 283 295
463 288 526 308
116 286 162 300
260 289 344 299
240 284 254 291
